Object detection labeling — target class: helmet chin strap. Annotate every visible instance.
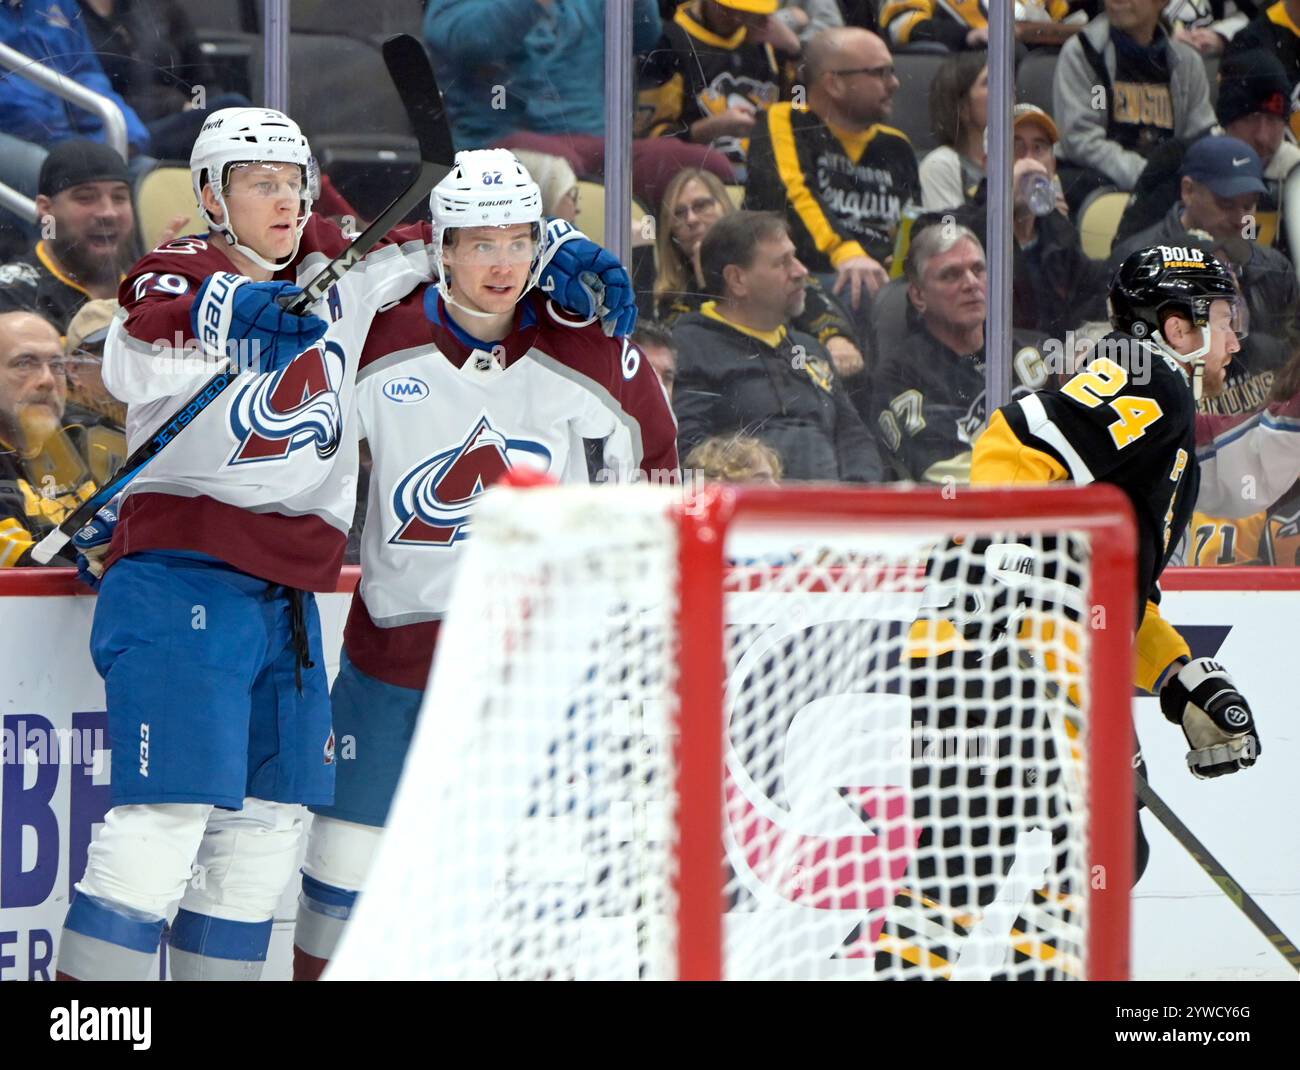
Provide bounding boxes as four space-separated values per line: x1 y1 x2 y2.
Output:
1151 324 1210 403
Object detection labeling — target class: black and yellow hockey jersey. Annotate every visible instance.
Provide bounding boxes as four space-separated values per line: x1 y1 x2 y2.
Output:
972 336 1199 688
745 102 920 268
872 324 1052 484
0 428 97 567
880 0 1071 51
637 2 794 175
1262 486 1300 564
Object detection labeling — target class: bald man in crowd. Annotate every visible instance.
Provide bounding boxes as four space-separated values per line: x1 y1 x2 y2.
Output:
744 27 920 312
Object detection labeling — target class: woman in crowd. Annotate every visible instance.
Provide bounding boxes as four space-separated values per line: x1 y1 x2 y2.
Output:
919 52 987 211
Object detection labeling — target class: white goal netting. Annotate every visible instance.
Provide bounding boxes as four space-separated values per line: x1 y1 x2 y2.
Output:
330 484 1130 980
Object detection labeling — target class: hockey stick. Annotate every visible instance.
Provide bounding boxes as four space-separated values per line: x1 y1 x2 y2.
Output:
31 34 451 565
1135 775 1300 973
1010 647 1300 973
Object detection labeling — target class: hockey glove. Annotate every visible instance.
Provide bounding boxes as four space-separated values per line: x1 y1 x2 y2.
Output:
920 537 1086 644
538 219 637 337
72 502 118 591
1159 657 1260 779
191 273 328 373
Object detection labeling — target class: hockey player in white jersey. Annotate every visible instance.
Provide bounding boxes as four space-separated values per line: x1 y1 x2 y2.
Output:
291 149 679 979
58 111 635 981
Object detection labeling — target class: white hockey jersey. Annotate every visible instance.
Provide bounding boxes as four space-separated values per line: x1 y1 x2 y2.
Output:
343 286 679 689
102 218 432 590
1194 390 1300 519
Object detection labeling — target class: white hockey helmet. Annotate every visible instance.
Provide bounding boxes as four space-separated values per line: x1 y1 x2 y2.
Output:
191 107 315 272
430 149 547 304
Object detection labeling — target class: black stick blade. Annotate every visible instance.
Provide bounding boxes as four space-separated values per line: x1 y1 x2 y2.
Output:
382 34 454 171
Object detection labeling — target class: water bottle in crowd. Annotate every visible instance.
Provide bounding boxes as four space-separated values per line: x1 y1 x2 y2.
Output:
1021 172 1056 217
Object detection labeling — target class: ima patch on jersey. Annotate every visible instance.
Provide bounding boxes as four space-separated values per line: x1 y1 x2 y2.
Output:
388 414 552 547
227 340 346 465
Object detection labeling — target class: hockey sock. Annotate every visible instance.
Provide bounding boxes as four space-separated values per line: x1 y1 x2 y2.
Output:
293 873 359 980
57 890 166 981
168 908 274 981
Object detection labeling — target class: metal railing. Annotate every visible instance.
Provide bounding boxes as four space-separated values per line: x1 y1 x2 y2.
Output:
0 39 130 222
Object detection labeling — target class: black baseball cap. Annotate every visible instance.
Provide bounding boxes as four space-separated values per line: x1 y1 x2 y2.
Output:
38 140 130 197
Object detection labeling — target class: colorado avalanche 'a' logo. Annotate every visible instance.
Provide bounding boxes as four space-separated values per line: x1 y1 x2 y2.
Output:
227 340 346 465
389 415 551 547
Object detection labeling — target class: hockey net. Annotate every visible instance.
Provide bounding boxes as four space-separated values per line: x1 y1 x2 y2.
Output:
329 483 1134 980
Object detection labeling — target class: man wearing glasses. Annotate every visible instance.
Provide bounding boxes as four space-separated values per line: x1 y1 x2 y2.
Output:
0 309 95 566
63 298 127 487
745 27 919 313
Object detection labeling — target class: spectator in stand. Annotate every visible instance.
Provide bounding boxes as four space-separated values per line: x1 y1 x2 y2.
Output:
637 0 799 185
685 432 783 482
62 297 125 486
0 142 134 331
772 0 844 46
673 211 883 481
1111 135 1299 417
654 167 866 377
632 320 678 400
1225 0 1300 127
0 310 93 567
879 0 1079 51
871 223 1051 484
744 27 919 311
0 0 151 204
1166 0 1259 55
1114 49 1300 264
425 0 734 212
77 0 252 162
1054 0 1217 211
919 52 987 211
905 104 1110 340
509 150 581 223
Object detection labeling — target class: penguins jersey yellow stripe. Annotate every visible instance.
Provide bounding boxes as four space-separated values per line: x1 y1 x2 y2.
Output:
971 408 1189 694
1187 511 1268 567
0 517 33 568
970 409 1070 485
768 103 868 266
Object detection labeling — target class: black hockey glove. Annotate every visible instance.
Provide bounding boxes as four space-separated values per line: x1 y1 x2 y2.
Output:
1159 657 1261 779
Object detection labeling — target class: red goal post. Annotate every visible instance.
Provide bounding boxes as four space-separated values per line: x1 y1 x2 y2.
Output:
330 481 1136 981
676 484 1136 981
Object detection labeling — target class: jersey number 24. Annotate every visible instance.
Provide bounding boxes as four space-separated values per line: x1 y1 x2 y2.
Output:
1060 357 1162 449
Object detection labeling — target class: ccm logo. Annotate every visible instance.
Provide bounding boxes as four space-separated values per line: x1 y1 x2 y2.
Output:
383 376 429 403
139 723 150 777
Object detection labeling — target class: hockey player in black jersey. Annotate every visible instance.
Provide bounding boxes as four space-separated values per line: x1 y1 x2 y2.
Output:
887 246 1263 978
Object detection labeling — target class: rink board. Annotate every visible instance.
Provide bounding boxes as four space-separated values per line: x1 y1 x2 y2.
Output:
0 567 1295 981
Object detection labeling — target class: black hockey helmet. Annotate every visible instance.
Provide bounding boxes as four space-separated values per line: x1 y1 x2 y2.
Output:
1108 245 1239 340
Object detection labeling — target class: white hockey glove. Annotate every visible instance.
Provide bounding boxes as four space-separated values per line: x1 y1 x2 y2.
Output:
1159 657 1260 779
920 538 1086 643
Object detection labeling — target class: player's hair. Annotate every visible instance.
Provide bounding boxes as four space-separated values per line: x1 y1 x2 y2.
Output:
654 168 735 307
685 433 784 483
929 51 987 149
904 222 984 287
631 320 677 355
699 210 791 299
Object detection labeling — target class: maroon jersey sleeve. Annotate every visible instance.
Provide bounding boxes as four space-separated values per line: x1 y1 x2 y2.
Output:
537 300 679 482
